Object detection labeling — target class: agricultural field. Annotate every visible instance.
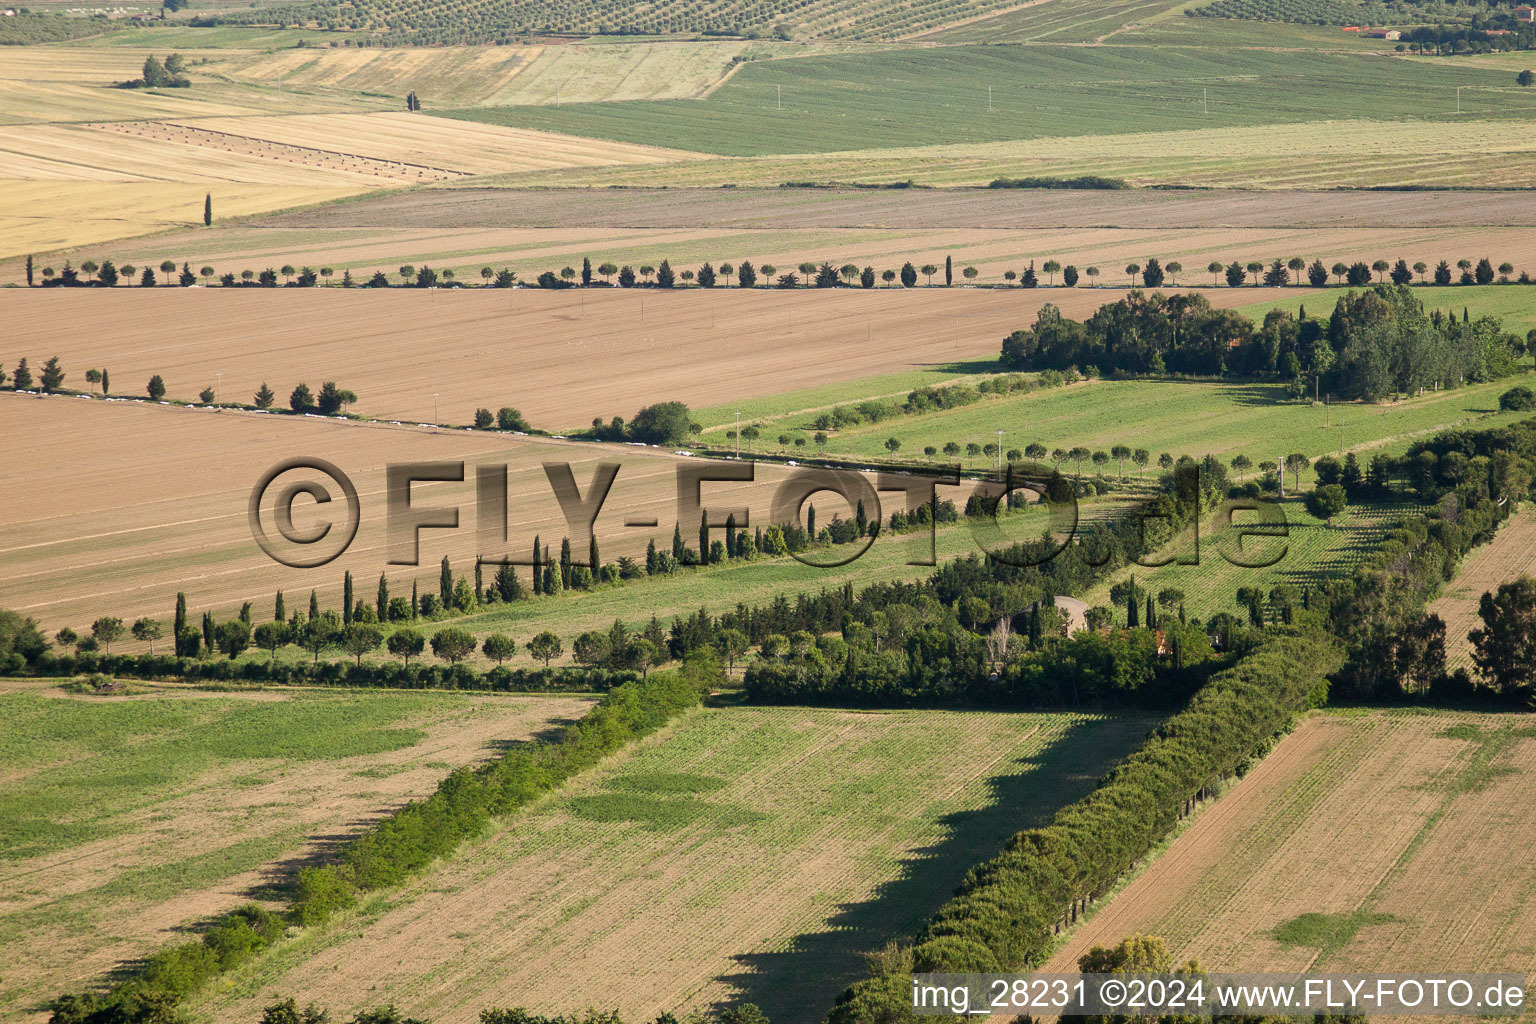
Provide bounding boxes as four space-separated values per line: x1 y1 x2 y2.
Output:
202 707 1156 1024
444 44 1527 157
1427 510 1536 672
26 183 1536 293
1047 709 1536 975
207 0 1046 44
0 681 593 1018
0 393 821 634
209 40 753 107
0 286 1300 427
1081 497 1408 623
727 374 1533 476
481 117 1536 190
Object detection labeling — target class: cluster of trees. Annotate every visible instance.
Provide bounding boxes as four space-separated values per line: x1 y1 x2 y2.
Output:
1001 285 1528 400
1 355 68 393
116 53 191 88
48 669 712 1024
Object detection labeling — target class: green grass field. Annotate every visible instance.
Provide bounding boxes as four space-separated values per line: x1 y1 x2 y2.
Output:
440 44 1526 156
725 375 1531 479
0 684 591 1015
203 706 1156 1024
1081 497 1408 622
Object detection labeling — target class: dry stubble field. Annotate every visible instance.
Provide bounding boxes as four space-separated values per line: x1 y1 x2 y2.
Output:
0 681 593 1023
23 186 1536 300
0 394 837 634
1427 509 1536 672
1047 710 1536 975
202 707 1156 1024
0 286 1311 428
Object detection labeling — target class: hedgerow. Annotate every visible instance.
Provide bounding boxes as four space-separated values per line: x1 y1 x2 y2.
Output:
825 632 1342 1023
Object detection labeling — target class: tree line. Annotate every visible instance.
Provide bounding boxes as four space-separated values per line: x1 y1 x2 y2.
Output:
26 251 1532 290
1001 284 1529 401
1 353 361 415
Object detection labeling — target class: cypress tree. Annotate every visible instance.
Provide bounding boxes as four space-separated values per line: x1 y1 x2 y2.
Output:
1146 594 1156 630
309 589 319 619
945 254 952 286
376 573 388 620
100 369 109 395
1180 602 1187 624
559 537 572 587
343 570 354 625
646 538 658 575
725 513 737 557
26 254 34 287
274 590 285 622
174 592 187 655
411 580 418 618
202 611 214 652
1029 603 1042 647
474 560 484 602
808 504 816 536
1126 575 1139 628
240 602 252 625
854 500 866 536
543 560 561 594
439 556 452 605
203 193 212 227
531 535 542 594
589 534 600 575
581 256 592 286
672 523 683 559
699 511 709 563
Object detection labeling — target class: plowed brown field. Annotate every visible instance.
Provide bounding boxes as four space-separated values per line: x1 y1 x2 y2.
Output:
0 285 1310 428
1046 710 1536 976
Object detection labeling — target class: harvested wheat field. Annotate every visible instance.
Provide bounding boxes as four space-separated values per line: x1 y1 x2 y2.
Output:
1428 509 1536 673
489 119 1536 191
163 113 705 177
202 708 1156 1024
0 685 593 1023
0 181 364 259
1047 710 1536 975
0 286 1310 428
214 40 748 107
0 394 841 634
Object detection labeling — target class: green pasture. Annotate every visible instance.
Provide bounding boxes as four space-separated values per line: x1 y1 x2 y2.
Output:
440 43 1527 156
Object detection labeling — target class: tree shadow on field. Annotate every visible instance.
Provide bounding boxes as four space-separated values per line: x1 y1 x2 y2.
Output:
1220 382 1289 408
911 358 1002 375
715 713 1155 1024
241 825 372 904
